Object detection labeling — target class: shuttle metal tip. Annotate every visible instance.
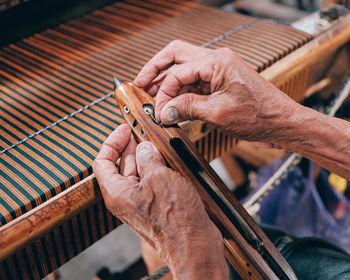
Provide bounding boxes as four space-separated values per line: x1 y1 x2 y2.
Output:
113 76 123 90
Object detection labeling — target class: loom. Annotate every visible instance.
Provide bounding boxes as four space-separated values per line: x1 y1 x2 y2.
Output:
0 1 349 279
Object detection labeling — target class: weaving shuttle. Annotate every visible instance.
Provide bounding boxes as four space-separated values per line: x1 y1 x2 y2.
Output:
1 1 349 279
114 79 297 280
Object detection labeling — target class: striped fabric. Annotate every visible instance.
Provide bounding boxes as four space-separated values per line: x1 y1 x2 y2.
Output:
0 0 312 226
0 200 121 280
0 0 312 278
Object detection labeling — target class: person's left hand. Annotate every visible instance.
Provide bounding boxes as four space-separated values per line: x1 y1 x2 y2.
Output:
93 124 228 279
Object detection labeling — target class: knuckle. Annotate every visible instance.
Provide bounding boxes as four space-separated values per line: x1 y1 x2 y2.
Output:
168 39 184 48
182 94 196 120
136 143 158 161
137 141 151 150
167 64 179 75
216 47 233 56
215 48 237 63
104 140 123 156
210 103 226 124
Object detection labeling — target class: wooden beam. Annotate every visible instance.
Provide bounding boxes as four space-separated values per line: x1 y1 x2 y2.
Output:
261 14 350 100
0 175 100 261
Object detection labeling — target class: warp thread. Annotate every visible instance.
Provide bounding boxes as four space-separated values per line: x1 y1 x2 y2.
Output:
0 20 256 155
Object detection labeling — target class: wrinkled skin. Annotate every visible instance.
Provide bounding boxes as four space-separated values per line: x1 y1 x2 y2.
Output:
134 40 298 142
93 124 229 279
95 41 350 279
135 40 350 179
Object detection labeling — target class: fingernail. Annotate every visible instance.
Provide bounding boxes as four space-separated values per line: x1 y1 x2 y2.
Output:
138 142 152 152
137 142 156 157
165 106 179 122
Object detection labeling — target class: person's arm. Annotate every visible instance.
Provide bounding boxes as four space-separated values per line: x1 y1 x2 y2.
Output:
134 40 350 180
273 105 350 179
93 124 229 280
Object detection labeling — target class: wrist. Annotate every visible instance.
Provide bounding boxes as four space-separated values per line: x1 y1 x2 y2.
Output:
255 89 301 144
270 103 350 178
269 102 328 151
157 227 229 280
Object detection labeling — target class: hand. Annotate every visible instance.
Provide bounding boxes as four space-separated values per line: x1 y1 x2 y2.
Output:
135 40 350 181
93 124 229 279
134 40 299 142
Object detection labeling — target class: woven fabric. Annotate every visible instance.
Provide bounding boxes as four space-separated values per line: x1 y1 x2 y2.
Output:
0 200 120 280
0 0 312 226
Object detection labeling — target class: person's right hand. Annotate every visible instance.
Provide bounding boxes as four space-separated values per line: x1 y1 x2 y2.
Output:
134 40 300 143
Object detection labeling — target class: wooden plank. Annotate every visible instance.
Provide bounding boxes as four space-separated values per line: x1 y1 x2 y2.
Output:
0 175 100 261
261 14 350 100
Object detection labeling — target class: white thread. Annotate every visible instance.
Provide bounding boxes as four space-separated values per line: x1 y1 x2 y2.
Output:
0 91 115 155
243 154 298 210
328 77 350 117
201 20 256 48
1 22 255 155
244 76 350 214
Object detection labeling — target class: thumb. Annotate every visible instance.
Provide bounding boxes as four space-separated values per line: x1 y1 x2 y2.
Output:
136 141 166 178
160 93 211 124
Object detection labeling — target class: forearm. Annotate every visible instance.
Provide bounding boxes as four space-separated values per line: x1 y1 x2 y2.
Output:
273 104 350 180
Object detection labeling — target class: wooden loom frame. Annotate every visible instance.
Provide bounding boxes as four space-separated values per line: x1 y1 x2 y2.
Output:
1 9 350 273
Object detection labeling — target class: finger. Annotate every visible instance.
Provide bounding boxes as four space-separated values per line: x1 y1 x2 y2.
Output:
120 133 138 177
154 60 213 120
144 72 167 96
99 175 136 214
135 141 166 178
134 40 209 88
93 124 131 185
146 83 160 97
144 68 198 97
160 93 211 124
